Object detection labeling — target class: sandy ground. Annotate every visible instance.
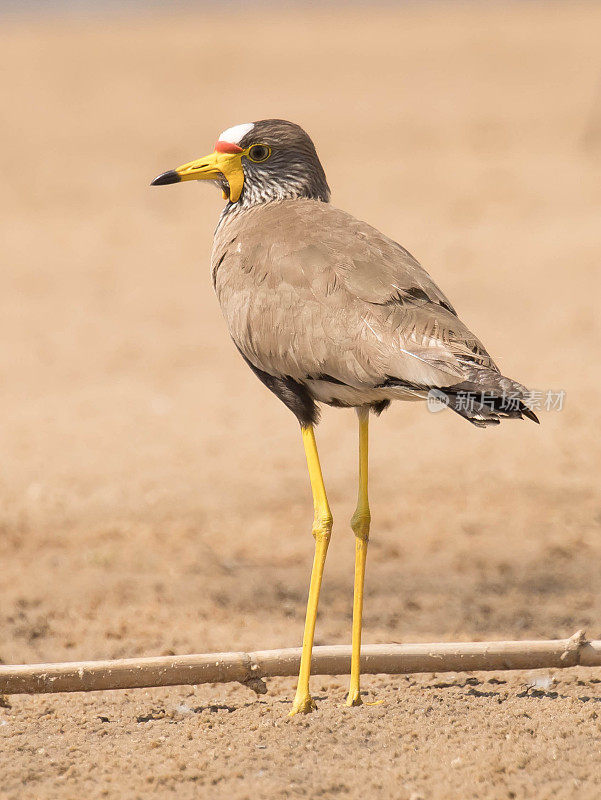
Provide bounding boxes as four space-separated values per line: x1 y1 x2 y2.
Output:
1 2 601 798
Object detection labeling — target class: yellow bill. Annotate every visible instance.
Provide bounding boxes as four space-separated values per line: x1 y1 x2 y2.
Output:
151 146 245 202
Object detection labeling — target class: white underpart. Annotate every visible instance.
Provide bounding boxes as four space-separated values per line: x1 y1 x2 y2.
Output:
305 379 426 407
218 122 254 144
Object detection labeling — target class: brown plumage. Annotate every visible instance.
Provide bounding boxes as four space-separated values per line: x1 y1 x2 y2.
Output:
212 197 537 427
152 119 538 715
154 118 537 428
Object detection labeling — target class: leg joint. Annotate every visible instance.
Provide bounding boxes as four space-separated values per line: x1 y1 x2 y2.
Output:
312 513 333 541
351 510 370 541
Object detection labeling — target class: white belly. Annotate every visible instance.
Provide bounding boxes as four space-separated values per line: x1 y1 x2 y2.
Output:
305 379 426 407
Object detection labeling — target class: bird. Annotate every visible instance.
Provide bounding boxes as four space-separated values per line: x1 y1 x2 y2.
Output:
151 119 538 716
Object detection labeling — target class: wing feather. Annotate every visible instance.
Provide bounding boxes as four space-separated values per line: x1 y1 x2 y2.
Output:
212 200 499 389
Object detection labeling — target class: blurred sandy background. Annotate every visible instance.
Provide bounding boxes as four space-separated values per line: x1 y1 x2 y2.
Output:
1 2 601 798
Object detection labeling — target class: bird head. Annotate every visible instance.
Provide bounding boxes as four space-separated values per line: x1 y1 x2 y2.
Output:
151 119 330 207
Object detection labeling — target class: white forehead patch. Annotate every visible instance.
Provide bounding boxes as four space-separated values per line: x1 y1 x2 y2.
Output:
218 123 254 144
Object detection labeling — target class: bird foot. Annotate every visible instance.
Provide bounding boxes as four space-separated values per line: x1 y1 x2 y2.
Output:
289 693 317 716
346 689 383 707
345 688 362 707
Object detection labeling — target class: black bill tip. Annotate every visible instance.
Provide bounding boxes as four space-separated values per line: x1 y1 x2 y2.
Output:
151 170 181 186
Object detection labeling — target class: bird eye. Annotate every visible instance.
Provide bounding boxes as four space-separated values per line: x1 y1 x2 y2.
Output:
247 144 271 163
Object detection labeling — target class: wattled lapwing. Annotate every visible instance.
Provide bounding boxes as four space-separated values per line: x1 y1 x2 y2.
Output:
152 119 538 716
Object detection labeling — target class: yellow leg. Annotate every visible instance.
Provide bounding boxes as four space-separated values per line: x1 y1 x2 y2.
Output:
346 408 370 707
289 425 333 716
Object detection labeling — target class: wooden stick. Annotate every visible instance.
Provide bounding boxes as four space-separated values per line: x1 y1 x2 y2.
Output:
2 631 599 696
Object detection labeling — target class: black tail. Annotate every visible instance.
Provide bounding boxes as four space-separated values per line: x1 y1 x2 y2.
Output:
429 373 540 428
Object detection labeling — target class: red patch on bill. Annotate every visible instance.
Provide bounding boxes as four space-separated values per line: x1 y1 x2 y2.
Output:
215 141 244 153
